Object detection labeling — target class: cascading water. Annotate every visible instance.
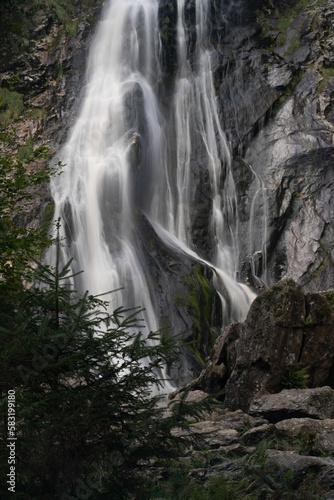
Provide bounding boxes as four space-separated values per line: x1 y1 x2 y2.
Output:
50 0 255 388
50 0 171 388
166 0 255 322
247 163 269 286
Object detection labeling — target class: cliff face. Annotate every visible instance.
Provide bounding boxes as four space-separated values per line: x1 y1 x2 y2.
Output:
157 0 334 294
2 0 334 383
0 0 104 151
216 0 334 291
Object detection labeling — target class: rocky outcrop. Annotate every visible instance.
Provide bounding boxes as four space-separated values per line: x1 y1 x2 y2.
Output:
0 1 105 232
189 279 334 410
135 212 222 386
0 1 104 149
250 386 334 421
156 389 334 496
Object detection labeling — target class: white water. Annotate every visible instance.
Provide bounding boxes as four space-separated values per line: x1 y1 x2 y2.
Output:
171 0 255 320
247 162 269 285
50 0 255 387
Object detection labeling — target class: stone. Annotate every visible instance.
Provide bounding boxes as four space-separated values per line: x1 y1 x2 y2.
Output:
267 450 334 490
221 280 334 412
249 387 334 422
276 418 334 455
240 423 276 445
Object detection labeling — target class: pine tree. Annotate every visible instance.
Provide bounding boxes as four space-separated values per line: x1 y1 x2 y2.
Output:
0 233 214 499
0 135 215 499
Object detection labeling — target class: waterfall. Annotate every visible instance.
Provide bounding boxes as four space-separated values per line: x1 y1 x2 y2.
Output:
50 0 171 389
50 0 255 388
169 0 255 322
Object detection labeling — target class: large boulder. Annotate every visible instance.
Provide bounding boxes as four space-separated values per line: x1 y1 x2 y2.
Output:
249 387 334 422
276 417 334 455
195 280 334 411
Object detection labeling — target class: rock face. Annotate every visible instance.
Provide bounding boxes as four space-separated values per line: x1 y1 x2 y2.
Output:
135 213 222 386
217 0 334 291
0 1 104 149
193 279 334 411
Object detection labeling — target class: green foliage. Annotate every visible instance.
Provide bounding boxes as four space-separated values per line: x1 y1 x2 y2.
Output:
0 134 216 497
146 437 331 499
173 263 216 368
303 314 312 326
0 88 24 127
0 134 53 270
0 232 218 497
281 364 310 389
32 0 79 35
147 458 237 500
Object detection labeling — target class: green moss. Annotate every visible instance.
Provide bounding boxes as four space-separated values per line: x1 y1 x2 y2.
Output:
33 0 79 35
57 63 64 80
26 108 47 120
310 258 328 279
326 290 334 310
270 68 305 117
263 0 322 50
256 10 270 37
317 67 334 94
0 88 24 128
174 295 187 308
65 19 79 37
17 138 34 162
303 314 312 326
286 36 301 56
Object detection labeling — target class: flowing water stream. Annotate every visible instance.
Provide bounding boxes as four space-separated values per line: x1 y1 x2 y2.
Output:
50 0 256 387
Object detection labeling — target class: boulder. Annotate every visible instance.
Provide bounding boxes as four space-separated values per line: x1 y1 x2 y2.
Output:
240 423 276 445
222 280 334 411
276 418 334 455
267 450 334 490
249 387 334 422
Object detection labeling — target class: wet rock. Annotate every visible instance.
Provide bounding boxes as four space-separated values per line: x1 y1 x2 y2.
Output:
135 212 222 386
188 322 240 394
215 0 334 291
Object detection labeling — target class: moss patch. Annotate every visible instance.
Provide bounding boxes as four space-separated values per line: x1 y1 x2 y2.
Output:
0 88 24 128
317 67 334 94
173 264 216 366
270 68 305 117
